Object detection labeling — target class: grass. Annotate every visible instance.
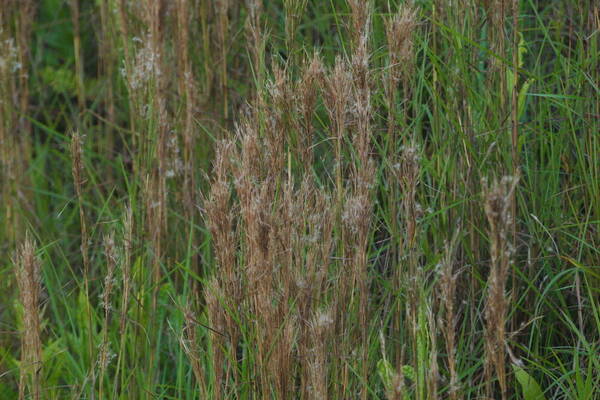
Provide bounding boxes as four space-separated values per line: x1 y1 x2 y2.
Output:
0 0 598 399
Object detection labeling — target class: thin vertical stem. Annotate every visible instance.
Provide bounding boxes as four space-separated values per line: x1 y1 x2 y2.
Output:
70 131 95 391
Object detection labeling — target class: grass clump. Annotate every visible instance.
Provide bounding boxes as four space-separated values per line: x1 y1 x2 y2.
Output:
0 0 598 399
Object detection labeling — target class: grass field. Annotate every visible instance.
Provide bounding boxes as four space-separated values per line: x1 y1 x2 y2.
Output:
1 0 599 398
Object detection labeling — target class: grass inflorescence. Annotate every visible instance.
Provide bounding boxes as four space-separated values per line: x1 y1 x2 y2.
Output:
0 0 598 399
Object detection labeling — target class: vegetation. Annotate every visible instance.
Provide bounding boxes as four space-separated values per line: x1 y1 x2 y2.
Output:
1 0 598 398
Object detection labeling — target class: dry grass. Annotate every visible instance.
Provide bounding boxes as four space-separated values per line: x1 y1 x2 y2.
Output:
483 175 519 400
1 1 599 399
14 235 42 400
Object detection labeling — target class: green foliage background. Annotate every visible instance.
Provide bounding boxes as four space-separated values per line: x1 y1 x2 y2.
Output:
0 0 598 398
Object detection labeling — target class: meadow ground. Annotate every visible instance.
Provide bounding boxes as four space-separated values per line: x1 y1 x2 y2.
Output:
0 0 599 399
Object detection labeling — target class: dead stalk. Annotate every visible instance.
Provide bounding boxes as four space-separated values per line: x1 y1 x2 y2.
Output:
438 232 461 400
98 232 117 399
14 235 43 400
483 176 518 400
70 130 95 375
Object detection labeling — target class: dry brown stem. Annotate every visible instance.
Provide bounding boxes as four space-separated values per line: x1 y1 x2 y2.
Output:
483 175 518 400
14 235 43 400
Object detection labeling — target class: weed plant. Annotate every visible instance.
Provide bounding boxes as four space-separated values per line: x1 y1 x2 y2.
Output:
0 0 598 399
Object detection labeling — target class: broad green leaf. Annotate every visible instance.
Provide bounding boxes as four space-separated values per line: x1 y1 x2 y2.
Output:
518 32 527 69
513 364 546 400
377 358 395 391
518 78 534 119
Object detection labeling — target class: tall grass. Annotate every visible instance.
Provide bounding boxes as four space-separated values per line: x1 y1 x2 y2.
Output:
0 0 598 399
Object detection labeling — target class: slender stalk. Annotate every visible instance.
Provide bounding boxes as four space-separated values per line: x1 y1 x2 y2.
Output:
483 176 518 400
69 0 86 116
98 232 117 399
114 206 133 397
14 235 43 400
216 0 230 118
70 131 95 389
510 0 519 328
98 0 116 181
176 0 198 286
